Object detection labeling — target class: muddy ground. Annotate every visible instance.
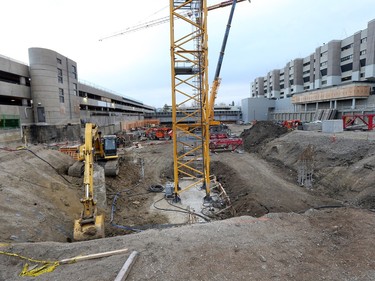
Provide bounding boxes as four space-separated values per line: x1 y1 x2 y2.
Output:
0 122 375 280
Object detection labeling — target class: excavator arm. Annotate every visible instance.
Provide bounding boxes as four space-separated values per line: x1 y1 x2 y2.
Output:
73 123 105 241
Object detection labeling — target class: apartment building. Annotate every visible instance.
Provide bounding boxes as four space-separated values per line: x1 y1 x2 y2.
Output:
243 18 375 123
0 47 154 143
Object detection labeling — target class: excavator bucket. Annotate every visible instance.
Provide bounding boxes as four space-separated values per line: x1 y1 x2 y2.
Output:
73 215 105 241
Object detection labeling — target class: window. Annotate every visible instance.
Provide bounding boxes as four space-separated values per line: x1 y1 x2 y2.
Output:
341 55 353 62
322 80 327 85
320 61 327 67
341 43 353 51
320 68 327 76
57 58 62 64
360 50 366 56
59 88 64 103
341 63 353 72
303 61 310 67
361 37 367 44
341 76 351 82
73 83 78 96
72 65 77 79
57 68 63 83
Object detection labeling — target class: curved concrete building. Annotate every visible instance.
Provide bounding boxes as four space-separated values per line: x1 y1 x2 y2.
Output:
29 48 80 125
0 47 155 143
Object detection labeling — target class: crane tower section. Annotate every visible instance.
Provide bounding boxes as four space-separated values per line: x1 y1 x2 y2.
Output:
169 0 212 201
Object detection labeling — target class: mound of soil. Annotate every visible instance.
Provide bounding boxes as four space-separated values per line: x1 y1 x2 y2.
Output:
241 121 288 152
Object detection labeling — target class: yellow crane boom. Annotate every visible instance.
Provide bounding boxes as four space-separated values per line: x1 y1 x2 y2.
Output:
99 0 248 41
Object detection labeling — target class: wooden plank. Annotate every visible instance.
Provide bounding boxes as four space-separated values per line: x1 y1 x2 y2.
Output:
114 251 139 281
59 248 129 264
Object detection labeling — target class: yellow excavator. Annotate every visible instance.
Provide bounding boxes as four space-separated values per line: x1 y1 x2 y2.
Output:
68 126 119 177
73 123 106 241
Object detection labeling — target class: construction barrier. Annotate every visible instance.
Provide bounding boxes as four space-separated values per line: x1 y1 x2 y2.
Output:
120 119 160 131
59 146 80 160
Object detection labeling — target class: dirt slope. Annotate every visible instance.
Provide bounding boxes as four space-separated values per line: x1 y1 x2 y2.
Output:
0 146 82 243
1 208 374 281
258 128 375 208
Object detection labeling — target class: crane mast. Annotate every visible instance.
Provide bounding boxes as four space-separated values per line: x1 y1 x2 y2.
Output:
169 0 211 201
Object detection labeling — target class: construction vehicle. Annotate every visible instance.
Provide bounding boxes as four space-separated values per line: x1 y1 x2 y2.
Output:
145 127 173 140
73 123 105 241
68 125 119 177
282 119 302 130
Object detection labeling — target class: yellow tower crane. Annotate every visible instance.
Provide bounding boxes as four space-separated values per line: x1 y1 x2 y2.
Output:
99 0 248 203
169 0 247 202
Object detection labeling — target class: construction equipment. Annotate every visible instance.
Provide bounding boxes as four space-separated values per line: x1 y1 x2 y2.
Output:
73 123 105 241
342 113 375 131
170 0 247 201
99 0 247 201
282 119 302 130
209 124 243 152
68 126 119 177
145 127 173 140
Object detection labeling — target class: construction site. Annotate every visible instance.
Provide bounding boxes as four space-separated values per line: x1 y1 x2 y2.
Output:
1 1 375 281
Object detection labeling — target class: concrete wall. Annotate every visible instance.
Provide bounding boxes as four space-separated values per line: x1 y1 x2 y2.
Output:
22 124 81 143
274 97 294 111
0 129 22 143
241 97 275 122
322 120 343 133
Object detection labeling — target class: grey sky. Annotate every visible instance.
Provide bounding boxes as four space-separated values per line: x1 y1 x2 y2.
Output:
1 0 374 108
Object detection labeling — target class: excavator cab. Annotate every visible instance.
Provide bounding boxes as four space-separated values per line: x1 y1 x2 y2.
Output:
102 135 117 157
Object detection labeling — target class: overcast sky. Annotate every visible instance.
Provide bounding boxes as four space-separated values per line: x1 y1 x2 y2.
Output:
1 0 374 109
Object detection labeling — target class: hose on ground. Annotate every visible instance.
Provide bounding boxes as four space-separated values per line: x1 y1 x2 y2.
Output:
148 184 164 192
110 192 143 233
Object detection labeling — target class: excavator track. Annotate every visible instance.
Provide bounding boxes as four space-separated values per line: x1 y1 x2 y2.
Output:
100 159 119 177
68 161 84 177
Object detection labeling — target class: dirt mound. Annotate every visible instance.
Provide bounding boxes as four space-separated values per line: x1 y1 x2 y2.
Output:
240 121 288 152
1 207 374 281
